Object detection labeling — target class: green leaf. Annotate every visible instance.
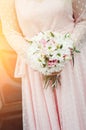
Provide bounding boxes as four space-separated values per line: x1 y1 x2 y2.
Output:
73 46 80 53
50 54 53 57
72 54 74 66
47 39 50 42
56 45 60 49
57 53 61 57
75 50 80 53
38 59 42 62
26 40 33 44
65 33 70 38
60 45 63 49
50 32 55 37
48 46 52 50
42 64 46 67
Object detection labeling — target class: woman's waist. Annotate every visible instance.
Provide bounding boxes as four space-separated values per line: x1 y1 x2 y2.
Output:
23 22 75 39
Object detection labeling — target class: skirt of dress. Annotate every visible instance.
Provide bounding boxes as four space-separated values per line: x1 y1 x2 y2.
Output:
15 44 86 130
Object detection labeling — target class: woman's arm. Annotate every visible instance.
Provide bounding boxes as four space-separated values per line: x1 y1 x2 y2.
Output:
72 0 86 49
0 0 29 58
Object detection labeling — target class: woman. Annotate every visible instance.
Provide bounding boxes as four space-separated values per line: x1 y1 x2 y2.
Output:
0 0 86 130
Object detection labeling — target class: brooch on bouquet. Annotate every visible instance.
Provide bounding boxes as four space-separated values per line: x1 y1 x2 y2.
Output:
26 31 80 89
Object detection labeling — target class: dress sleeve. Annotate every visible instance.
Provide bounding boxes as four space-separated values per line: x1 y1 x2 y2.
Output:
0 0 28 78
0 0 29 58
72 0 86 49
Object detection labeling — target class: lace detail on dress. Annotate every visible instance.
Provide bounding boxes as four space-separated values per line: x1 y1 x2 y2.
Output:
73 0 86 19
72 0 86 49
0 0 30 77
0 0 29 58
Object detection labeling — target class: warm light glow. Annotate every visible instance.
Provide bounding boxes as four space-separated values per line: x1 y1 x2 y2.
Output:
0 21 20 86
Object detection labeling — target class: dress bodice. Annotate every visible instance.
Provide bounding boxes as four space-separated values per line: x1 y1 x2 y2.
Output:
15 0 74 38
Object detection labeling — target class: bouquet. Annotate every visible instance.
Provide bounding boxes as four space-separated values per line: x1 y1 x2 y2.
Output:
26 31 80 88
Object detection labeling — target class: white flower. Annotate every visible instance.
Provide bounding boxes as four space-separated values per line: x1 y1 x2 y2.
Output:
26 31 74 75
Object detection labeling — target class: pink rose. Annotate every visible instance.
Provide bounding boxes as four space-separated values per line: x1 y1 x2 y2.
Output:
40 39 47 47
48 59 58 67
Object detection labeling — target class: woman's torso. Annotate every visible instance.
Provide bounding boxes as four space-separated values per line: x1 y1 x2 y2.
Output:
15 0 74 38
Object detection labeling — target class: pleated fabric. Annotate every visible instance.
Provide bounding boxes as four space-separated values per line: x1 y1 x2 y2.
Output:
21 44 86 130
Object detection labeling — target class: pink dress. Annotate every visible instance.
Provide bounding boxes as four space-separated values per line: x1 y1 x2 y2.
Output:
0 0 86 130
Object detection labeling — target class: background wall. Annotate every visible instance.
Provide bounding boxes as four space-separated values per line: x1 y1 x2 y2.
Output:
0 21 22 130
